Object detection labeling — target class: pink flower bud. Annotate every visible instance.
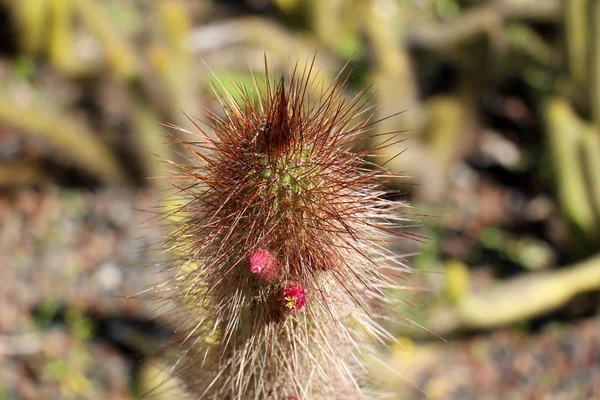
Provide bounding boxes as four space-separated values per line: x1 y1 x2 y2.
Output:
249 249 279 283
281 283 306 312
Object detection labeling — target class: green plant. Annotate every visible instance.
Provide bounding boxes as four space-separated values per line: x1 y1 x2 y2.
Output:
153 59 412 398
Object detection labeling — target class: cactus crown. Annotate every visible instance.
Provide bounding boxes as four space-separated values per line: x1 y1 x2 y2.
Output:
156 58 412 399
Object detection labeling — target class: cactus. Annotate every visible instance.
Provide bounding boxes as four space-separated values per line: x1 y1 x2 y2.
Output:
154 58 412 399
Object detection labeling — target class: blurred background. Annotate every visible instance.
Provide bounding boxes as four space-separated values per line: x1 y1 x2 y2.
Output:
0 0 599 398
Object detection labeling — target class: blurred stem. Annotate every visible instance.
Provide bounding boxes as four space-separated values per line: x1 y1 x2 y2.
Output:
407 0 560 51
507 23 554 67
49 0 76 72
545 97 597 242
76 0 137 79
426 38 485 167
581 126 600 218
145 1 199 141
360 0 421 141
361 0 411 79
158 0 197 116
13 0 51 54
565 0 588 87
425 96 470 166
444 260 470 304
589 0 600 126
131 97 171 187
273 0 300 14
0 162 45 187
0 96 125 183
158 0 191 54
188 17 329 74
312 0 345 49
427 253 600 335
359 0 450 202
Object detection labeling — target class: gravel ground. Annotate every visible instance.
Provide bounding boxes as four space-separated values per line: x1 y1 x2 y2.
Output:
384 318 600 400
0 187 166 400
1 187 599 399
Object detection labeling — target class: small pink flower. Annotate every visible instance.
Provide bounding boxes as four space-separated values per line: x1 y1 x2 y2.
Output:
249 249 279 283
282 283 306 312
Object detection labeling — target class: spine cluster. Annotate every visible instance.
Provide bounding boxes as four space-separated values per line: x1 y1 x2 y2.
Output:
156 59 411 399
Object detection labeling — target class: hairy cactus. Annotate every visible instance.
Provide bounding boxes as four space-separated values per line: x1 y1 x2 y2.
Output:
154 59 412 399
